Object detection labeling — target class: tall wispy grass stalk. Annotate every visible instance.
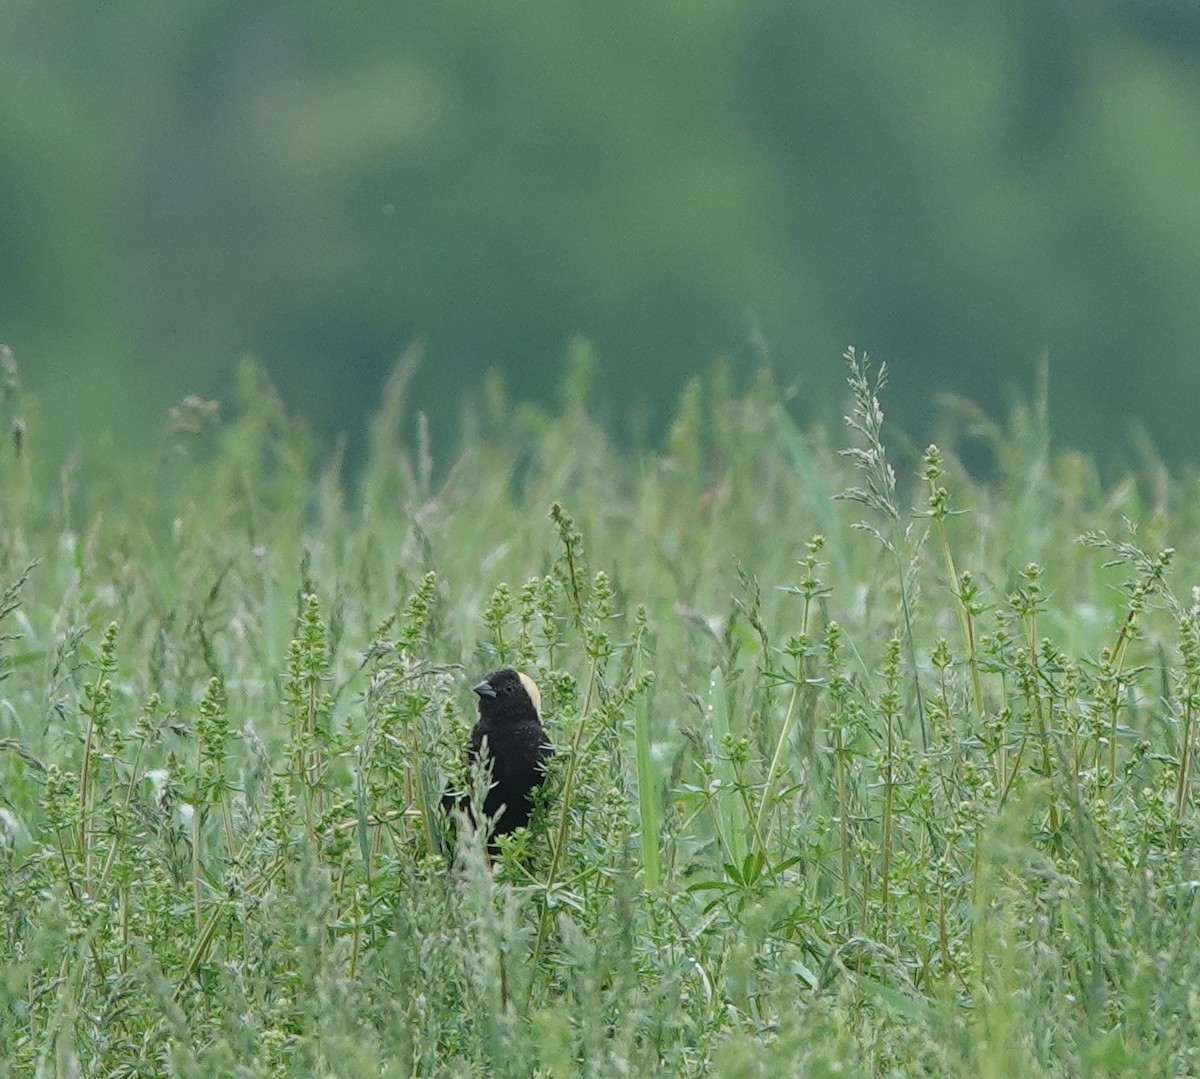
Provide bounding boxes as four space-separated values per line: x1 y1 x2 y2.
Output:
836 346 928 750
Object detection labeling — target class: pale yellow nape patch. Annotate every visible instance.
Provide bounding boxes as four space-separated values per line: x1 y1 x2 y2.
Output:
517 671 541 716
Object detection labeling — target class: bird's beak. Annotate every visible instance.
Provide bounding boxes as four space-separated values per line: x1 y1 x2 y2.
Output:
473 680 497 699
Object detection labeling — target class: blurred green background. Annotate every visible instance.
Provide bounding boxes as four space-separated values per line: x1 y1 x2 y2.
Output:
4 1 1200 467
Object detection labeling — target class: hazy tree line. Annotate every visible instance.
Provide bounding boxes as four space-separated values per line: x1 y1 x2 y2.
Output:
3 0 1199 466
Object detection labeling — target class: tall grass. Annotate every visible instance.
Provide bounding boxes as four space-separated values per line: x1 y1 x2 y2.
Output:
2 346 1200 1076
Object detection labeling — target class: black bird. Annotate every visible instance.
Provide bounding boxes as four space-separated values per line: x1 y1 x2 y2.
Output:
443 668 553 845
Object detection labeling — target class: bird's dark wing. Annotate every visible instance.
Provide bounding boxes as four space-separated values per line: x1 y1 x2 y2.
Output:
466 720 487 762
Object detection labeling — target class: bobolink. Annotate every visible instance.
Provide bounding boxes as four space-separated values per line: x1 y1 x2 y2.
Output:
443 668 552 846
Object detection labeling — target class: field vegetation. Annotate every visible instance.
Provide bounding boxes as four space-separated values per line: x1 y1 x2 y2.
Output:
2 348 1199 1076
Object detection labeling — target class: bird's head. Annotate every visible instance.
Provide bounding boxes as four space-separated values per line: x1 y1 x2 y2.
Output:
472 667 542 723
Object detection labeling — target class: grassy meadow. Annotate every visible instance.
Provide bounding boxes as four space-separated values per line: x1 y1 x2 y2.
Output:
3 348 1200 1076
